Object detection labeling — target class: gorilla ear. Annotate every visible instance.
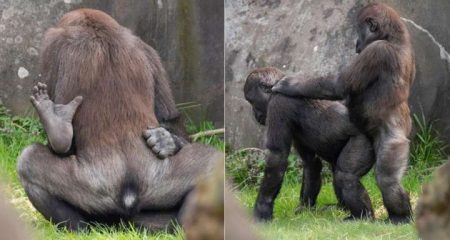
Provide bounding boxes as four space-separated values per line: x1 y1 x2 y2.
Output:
366 18 378 32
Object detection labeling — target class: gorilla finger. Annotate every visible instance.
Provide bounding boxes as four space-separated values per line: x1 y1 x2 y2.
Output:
152 145 161 153
143 129 152 139
37 83 46 95
68 96 83 108
32 86 39 95
271 80 288 93
37 82 48 92
161 130 171 137
146 137 158 146
153 147 170 159
144 128 160 137
158 149 170 159
149 129 164 138
30 96 38 107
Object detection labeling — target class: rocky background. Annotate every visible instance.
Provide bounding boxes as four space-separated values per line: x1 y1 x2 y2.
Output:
225 0 450 151
0 0 224 126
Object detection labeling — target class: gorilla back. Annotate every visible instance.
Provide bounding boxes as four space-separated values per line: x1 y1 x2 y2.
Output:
44 9 159 149
17 9 221 231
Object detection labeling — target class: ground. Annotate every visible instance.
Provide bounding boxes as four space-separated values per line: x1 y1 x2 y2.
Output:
235 172 422 240
0 106 224 240
227 114 447 240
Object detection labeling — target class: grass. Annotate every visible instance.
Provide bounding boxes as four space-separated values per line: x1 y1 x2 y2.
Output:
227 113 448 240
0 105 224 240
235 181 418 240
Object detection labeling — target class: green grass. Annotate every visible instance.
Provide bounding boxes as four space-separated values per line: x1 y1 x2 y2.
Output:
0 105 224 240
187 120 225 151
235 181 418 240
227 113 447 240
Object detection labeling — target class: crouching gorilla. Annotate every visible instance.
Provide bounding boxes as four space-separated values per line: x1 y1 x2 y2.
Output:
244 67 375 221
17 9 222 231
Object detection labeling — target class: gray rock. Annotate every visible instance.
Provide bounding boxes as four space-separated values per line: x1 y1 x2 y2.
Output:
225 0 450 151
0 0 224 126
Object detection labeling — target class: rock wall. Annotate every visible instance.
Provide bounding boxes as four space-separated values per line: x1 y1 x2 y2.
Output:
0 0 224 126
225 0 450 150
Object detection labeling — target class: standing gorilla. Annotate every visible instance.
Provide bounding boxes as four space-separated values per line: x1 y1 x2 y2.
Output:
273 3 414 223
244 67 375 221
17 9 222 231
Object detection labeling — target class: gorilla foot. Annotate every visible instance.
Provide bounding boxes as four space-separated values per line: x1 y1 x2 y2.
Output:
253 204 273 222
343 215 373 222
143 127 178 159
31 82 83 124
30 82 55 117
30 82 82 154
386 215 411 225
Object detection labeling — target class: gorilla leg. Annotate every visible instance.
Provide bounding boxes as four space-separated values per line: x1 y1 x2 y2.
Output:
334 134 375 220
24 185 89 231
17 144 90 230
374 124 412 224
331 163 347 210
297 150 322 209
254 150 289 221
135 143 223 231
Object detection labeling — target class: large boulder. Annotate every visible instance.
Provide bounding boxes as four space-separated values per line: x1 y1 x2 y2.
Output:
0 0 224 126
225 0 450 150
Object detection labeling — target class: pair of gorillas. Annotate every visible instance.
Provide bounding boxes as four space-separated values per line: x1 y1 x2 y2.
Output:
17 9 222 231
245 3 415 224
16 2 413 233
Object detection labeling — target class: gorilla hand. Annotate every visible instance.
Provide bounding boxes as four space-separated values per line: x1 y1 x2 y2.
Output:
273 75 343 101
271 76 304 97
143 127 186 159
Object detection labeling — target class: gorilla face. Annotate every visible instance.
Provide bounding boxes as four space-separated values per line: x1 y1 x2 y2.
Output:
244 81 271 125
356 17 382 53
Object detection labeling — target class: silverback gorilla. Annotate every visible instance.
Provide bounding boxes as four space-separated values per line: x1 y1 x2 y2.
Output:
244 67 375 221
17 9 222 231
273 3 414 223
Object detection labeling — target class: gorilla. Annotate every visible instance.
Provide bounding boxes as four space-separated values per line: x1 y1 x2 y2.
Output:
273 3 414 224
244 67 375 221
17 9 222 231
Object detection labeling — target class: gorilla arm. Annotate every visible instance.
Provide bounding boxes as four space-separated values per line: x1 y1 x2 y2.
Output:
253 98 293 220
139 40 189 158
272 41 391 100
272 74 343 100
139 40 189 139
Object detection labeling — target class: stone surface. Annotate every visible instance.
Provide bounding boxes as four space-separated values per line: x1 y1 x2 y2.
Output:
225 0 450 150
0 0 224 126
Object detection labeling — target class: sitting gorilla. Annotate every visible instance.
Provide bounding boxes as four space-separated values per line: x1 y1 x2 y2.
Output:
17 9 222 232
244 67 375 221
